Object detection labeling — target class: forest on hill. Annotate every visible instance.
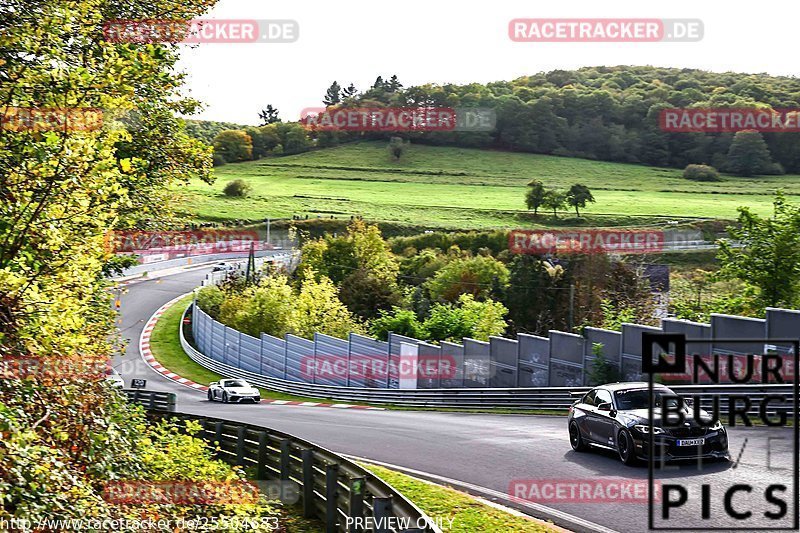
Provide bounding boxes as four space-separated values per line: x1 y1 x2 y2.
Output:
190 66 800 175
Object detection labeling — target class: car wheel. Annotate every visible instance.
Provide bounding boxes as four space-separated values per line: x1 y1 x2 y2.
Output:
208 390 213 401
617 429 637 465
222 392 228 404
569 421 588 452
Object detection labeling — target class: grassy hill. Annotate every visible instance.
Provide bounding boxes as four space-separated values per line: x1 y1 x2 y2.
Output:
180 141 800 230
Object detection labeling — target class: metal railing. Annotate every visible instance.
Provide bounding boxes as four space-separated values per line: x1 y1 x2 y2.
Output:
125 393 441 533
179 305 797 414
123 389 177 411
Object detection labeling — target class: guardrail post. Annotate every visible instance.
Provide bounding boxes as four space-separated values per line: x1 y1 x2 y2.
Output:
348 477 365 533
214 421 223 450
256 431 269 480
236 426 247 466
148 392 156 410
166 393 176 412
279 439 291 480
372 497 393 533
301 448 315 519
325 464 339 533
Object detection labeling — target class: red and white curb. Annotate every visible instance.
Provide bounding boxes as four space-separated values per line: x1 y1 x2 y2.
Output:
138 294 383 410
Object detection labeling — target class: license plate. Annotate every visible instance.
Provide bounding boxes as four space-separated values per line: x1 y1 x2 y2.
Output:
677 438 705 447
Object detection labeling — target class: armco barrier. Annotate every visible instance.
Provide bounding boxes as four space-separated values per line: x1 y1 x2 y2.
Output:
180 304 795 413
126 393 441 533
123 389 176 411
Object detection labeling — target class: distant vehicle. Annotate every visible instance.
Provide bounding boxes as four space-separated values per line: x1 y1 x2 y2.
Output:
212 262 236 272
567 382 729 464
208 378 261 403
105 367 125 389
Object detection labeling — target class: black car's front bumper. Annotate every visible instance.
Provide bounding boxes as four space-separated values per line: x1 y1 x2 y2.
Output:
631 428 729 461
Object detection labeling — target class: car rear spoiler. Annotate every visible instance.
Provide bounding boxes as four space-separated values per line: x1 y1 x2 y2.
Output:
569 390 585 398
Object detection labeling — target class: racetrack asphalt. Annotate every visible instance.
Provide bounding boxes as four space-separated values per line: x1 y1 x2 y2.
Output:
115 265 798 533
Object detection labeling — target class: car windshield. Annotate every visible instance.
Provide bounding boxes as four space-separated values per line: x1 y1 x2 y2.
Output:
614 389 680 410
225 380 248 387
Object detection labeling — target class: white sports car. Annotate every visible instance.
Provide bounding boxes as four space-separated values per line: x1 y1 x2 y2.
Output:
207 379 261 403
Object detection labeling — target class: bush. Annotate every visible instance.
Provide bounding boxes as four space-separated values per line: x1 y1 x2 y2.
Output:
223 179 252 197
212 153 226 166
683 164 721 182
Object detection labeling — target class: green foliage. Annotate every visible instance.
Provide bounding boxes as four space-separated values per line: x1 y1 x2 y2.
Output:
196 286 225 319
213 130 253 163
424 295 508 342
683 164 721 182
525 180 546 214
369 308 426 340
426 255 509 303
566 184 595 217
668 269 757 322
184 119 250 144
725 131 781 176
218 275 296 338
324 81 342 106
294 274 365 338
541 189 567 218
258 105 281 125
388 137 406 161
599 300 637 331
718 192 800 307
204 273 363 340
223 178 252 197
298 220 401 319
587 343 619 386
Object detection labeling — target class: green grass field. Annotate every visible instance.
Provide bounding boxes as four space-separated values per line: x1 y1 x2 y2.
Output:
181 141 800 230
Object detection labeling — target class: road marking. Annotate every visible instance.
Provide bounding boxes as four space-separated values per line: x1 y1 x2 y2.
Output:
732 437 749 469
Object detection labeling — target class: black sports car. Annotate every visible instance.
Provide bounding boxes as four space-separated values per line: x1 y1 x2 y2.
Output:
567 382 729 464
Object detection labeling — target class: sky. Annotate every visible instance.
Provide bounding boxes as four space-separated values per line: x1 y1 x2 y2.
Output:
176 0 799 125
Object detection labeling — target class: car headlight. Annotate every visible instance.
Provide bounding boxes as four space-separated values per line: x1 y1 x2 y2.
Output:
634 424 665 435
710 419 723 430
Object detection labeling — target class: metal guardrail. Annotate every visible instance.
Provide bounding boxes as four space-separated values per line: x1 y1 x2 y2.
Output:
126 393 441 533
123 389 177 411
179 305 797 414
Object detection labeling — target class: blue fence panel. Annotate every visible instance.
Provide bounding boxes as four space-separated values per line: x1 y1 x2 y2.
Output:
417 342 442 389
766 307 800 355
388 333 422 389
463 338 490 387
489 337 518 388
439 341 465 388
518 333 549 387
210 320 227 363
583 327 622 385
224 327 241 368
349 334 389 388
285 334 314 383
711 314 766 355
314 333 349 387
260 334 286 379
622 323 661 381
239 332 261 373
